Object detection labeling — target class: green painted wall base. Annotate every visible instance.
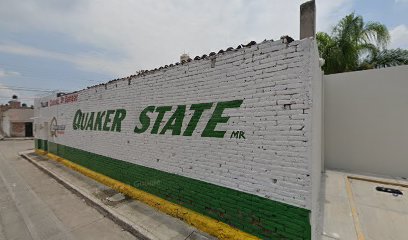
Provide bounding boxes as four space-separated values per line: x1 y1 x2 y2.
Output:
35 139 311 240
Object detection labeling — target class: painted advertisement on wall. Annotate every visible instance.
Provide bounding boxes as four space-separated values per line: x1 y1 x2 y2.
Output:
34 38 320 240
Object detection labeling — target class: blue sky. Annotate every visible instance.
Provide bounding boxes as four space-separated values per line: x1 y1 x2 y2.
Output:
0 0 407 105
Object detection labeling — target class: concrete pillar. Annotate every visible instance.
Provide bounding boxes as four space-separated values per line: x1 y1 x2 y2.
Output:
300 0 316 39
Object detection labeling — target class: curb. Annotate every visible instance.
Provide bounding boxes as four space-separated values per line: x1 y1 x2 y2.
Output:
19 150 154 240
32 150 259 240
2 137 34 141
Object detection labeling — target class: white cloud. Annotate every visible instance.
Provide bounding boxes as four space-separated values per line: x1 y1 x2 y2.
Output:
390 25 408 49
0 68 38 105
0 86 15 96
0 69 20 78
0 43 133 76
0 0 355 78
316 0 353 33
0 69 18 103
0 0 313 77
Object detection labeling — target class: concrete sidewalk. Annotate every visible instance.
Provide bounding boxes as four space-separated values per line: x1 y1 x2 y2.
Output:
0 140 136 240
20 149 215 240
321 170 408 240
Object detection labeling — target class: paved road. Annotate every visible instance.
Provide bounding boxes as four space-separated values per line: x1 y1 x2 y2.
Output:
0 140 137 240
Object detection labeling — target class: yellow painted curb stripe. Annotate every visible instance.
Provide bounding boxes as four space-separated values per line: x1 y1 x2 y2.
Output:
35 149 47 155
345 176 365 240
35 150 259 240
348 175 408 188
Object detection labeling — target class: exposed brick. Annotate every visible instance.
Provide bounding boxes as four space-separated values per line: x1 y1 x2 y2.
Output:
34 38 320 240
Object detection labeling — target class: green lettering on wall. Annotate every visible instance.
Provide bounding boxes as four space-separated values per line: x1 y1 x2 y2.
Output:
151 106 172 134
71 100 244 138
230 131 240 139
183 103 213 136
94 111 106 131
134 106 155 133
111 109 127 132
80 113 89 130
85 112 95 130
160 105 186 135
103 110 115 131
202 100 243 138
73 109 82 130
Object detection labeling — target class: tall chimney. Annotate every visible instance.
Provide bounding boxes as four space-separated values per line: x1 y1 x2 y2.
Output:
300 0 316 39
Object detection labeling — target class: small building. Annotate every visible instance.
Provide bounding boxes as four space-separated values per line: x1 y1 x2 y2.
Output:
0 96 34 137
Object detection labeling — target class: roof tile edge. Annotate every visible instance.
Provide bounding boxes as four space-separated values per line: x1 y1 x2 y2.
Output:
63 36 300 95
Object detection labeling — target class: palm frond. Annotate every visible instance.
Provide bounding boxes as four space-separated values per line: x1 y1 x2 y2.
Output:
364 48 408 68
317 12 392 73
363 22 390 49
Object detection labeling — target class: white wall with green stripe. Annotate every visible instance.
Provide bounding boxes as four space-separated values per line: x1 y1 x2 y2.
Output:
34 37 323 240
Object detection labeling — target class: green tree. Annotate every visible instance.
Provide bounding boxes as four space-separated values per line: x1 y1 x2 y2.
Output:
360 48 408 69
317 13 390 74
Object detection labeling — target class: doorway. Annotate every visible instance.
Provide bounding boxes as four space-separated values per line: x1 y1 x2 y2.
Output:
25 122 33 137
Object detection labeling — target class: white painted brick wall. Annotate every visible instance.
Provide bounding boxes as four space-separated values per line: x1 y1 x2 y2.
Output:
34 38 319 209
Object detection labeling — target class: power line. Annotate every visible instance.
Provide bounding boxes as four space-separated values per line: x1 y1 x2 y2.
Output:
1 73 108 83
0 95 41 99
0 97 36 100
0 84 61 91
0 88 56 93
0 63 116 83
0 85 68 93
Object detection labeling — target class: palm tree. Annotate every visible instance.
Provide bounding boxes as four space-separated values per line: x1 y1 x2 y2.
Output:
317 13 390 74
360 48 408 69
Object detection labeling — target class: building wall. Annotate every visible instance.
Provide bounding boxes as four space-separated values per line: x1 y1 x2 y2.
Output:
11 122 25 137
324 66 408 178
2 115 11 137
1 108 33 137
310 45 323 240
35 38 322 239
4 108 34 122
